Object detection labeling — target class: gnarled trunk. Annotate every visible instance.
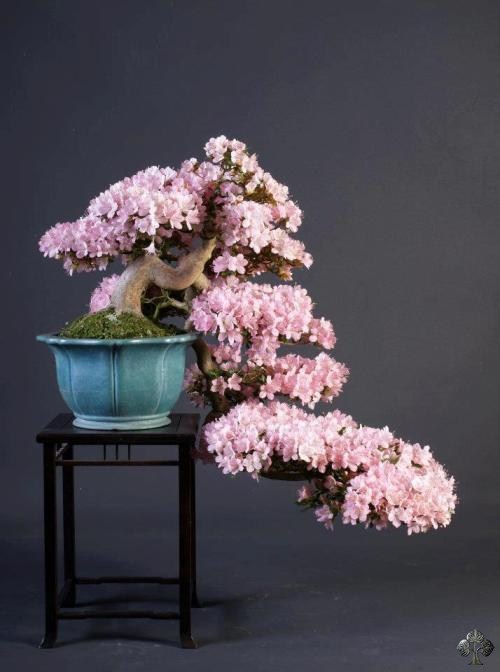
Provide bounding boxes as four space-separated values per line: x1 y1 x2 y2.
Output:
110 238 216 315
110 239 226 420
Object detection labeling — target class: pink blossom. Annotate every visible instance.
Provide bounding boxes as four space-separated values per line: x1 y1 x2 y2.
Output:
210 377 228 395
212 251 248 275
227 374 242 391
89 274 120 313
315 505 334 530
297 483 315 502
204 135 230 163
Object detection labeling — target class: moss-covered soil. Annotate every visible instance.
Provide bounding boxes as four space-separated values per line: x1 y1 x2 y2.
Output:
59 308 183 339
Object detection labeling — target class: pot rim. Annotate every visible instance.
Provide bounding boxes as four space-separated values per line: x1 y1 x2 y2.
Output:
36 331 200 346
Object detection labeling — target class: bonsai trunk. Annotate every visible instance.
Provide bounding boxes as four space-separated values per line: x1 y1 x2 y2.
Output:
110 238 228 419
110 238 216 316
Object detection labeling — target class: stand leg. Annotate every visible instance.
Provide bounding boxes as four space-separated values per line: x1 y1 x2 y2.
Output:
190 453 200 608
40 443 58 649
62 444 76 607
179 441 197 649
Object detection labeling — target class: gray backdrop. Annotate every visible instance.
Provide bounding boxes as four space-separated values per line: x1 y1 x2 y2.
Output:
1 1 499 670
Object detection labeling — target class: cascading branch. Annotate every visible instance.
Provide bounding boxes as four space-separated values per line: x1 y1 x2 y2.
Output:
40 135 456 534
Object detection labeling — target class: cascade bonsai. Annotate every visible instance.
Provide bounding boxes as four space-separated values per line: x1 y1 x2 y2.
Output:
40 136 456 534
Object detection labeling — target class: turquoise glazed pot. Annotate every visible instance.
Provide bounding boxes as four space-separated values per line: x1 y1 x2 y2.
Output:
37 332 198 430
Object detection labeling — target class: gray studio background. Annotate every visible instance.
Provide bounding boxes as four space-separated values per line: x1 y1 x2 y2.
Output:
1 1 499 671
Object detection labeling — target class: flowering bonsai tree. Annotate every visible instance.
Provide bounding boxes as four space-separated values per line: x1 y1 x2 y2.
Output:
40 136 456 534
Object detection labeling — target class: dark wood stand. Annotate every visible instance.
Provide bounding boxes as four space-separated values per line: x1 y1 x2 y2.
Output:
36 413 200 649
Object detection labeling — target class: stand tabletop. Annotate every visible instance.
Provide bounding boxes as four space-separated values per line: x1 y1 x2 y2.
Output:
36 413 199 445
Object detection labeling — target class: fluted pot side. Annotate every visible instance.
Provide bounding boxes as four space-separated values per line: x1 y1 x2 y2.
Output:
37 333 198 429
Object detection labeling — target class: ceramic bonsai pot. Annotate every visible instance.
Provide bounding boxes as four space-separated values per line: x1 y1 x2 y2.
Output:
37 332 198 430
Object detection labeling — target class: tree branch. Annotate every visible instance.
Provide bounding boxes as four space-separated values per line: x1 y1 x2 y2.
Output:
192 337 216 375
191 336 230 414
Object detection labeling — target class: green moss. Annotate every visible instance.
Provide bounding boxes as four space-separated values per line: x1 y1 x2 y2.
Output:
59 308 183 339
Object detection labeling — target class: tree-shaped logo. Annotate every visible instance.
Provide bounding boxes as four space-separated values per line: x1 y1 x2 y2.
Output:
457 629 494 665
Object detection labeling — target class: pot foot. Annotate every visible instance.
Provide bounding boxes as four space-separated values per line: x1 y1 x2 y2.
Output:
72 415 172 430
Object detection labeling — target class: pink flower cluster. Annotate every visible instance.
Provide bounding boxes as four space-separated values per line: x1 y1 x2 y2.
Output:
185 353 348 410
197 352 348 409
89 274 120 313
211 200 311 274
39 136 310 278
259 353 349 407
203 401 456 535
341 448 455 534
39 163 210 273
190 277 335 367
203 136 311 274
205 136 302 231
